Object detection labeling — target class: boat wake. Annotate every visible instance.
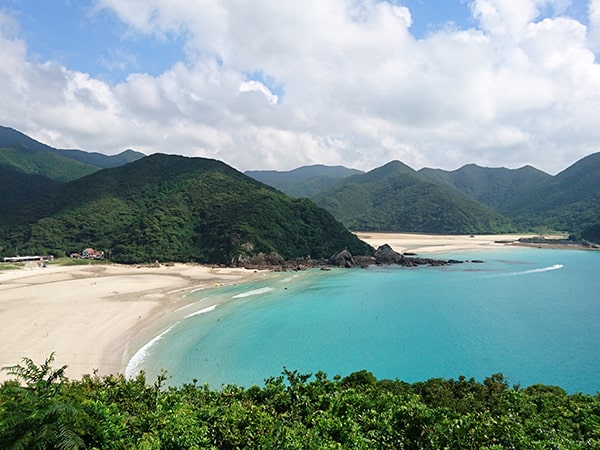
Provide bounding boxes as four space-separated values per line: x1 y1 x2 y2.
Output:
499 264 564 277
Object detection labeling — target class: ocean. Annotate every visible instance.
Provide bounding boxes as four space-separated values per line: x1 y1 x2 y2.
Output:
127 247 600 394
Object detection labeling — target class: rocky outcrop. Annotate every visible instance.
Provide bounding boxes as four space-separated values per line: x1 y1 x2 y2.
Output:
231 244 465 271
329 249 355 268
373 244 463 267
374 244 404 264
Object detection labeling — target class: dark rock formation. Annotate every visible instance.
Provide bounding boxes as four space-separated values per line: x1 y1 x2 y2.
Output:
374 244 404 264
330 249 355 268
231 244 466 271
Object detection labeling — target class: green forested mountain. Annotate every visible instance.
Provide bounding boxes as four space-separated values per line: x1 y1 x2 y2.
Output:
500 152 600 235
419 164 552 211
0 154 371 263
0 125 144 169
0 145 99 182
314 161 515 234
0 164 60 213
246 164 364 198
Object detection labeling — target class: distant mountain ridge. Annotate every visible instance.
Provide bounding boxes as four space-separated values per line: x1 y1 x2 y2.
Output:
313 160 515 234
418 164 552 211
0 126 145 169
0 125 146 216
500 152 600 234
2 126 599 250
251 154 600 240
246 165 364 198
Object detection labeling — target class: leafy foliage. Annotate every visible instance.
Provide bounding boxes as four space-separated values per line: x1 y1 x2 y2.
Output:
0 154 372 263
1 357 599 449
315 161 516 234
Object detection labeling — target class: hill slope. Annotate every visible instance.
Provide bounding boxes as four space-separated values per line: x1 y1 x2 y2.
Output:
0 125 145 169
0 165 60 213
502 152 600 234
419 164 552 211
246 165 364 198
0 145 99 182
315 161 515 234
0 154 372 263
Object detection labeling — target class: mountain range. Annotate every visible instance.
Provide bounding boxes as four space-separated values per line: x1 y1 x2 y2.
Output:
1 126 599 263
0 133 370 263
246 155 600 242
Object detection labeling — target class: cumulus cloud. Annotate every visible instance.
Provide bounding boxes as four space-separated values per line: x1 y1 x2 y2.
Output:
1 1 600 173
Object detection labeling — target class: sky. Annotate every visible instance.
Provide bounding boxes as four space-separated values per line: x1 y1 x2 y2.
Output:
0 0 599 174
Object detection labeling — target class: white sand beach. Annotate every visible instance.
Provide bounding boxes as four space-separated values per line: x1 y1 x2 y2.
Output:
357 232 543 255
0 263 267 382
0 233 542 382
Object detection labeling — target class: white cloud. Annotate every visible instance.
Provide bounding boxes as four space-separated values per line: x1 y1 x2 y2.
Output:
239 80 278 104
590 0 600 50
1 1 600 173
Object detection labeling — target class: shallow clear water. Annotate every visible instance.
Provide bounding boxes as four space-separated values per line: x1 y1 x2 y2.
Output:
132 248 600 393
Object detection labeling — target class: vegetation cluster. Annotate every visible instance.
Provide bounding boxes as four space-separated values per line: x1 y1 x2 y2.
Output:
248 154 600 241
313 161 515 234
1 355 599 449
0 154 371 264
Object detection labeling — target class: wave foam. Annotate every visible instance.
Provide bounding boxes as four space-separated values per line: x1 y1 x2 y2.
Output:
125 324 177 378
184 304 217 318
232 287 275 299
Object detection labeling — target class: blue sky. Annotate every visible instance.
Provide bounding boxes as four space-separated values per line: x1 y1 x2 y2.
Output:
10 0 478 82
0 1 599 173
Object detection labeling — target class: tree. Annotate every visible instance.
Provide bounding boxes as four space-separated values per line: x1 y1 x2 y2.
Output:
0 353 87 449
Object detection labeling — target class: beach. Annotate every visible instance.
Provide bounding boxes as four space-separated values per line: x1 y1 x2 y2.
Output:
0 233 542 382
0 262 268 382
356 232 539 254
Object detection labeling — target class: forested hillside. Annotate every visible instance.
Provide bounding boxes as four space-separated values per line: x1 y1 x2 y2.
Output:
419 164 552 211
500 152 600 236
0 154 371 263
0 145 99 182
314 161 515 234
0 125 144 169
0 165 60 213
1 355 598 449
246 164 364 198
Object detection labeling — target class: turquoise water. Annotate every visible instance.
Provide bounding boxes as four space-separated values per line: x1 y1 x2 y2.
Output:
131 248 600 393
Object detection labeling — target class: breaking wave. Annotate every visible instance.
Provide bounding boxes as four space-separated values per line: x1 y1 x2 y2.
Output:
232 287 275 299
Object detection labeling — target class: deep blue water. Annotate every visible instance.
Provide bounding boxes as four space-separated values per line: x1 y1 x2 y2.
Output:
130 248 600 393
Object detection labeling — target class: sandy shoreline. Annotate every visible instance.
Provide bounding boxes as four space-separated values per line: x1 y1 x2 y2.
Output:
0 263 269 382
0 233 555 382
356 232 545 254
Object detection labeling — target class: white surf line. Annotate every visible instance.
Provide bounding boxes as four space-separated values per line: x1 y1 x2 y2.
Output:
184 304 218 318
231 286 275 299
125 323 178 378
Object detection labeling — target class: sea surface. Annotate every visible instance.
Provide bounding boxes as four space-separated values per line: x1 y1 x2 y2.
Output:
128 247 600 394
